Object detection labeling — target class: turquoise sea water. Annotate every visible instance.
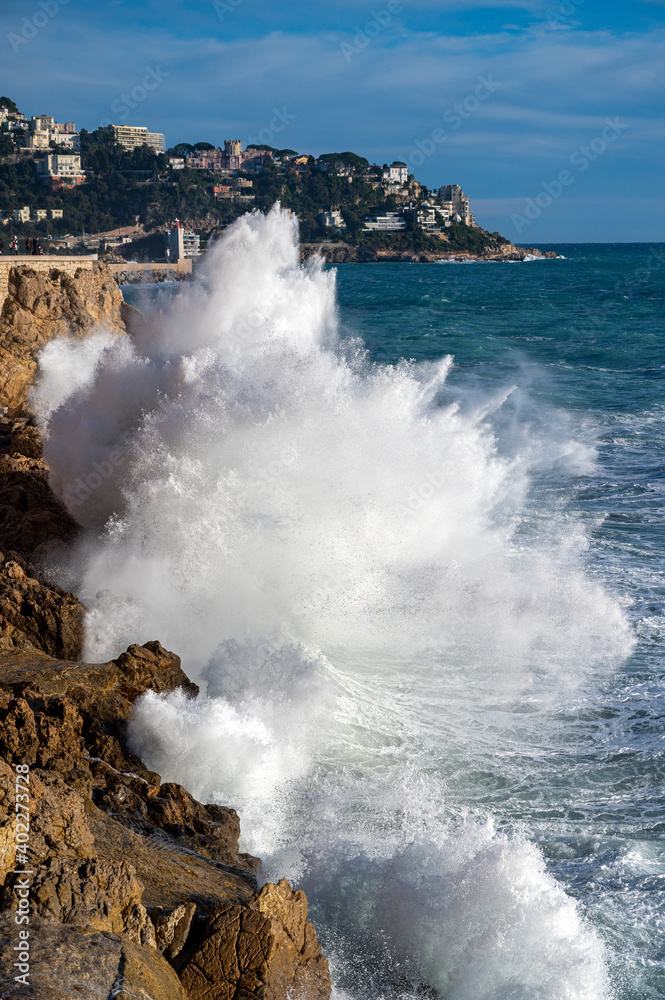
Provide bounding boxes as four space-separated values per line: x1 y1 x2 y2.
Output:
121 242 664 998
333 245 665 996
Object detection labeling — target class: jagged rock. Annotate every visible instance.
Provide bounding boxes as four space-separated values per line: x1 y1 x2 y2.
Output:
0 640 198 725
0 469 79 558
0 641 199 801
96 775 260 872
88 799 256 913
114 936 187 1000
0 640 330 998
180 879 331 1000
152 901 198 960
0 551 84 658
21 769 96 866
0 263 126 414
30 857 156 946
9 423 42 459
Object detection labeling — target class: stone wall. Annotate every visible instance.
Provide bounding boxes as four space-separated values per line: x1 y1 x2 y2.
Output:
107 260 193 284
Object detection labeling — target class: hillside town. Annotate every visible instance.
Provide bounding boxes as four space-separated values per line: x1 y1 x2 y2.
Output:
0 96 504 261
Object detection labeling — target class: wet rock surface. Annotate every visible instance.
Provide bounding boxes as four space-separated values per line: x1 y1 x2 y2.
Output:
0 642 330 998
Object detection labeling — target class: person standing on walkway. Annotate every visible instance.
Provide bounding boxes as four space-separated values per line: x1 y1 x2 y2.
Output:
25 236 31 255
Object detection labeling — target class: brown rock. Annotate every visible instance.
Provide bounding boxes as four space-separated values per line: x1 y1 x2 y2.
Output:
0 641 199 802
0 263 126 414
98 777 258 871
0 469 79 558
0 913 185 1000
152 901 198 960
0 640 197 726
116 936 188 1000
0 551 84 658
30 856 156 946
24 769 96 866
180 879 331 1000
88 802 255 914
9 423 43 459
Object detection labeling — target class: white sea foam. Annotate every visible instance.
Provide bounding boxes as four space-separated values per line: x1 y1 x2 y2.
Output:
33 206 633 1000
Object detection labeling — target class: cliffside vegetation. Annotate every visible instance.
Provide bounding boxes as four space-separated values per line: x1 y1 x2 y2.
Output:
0 110 507 255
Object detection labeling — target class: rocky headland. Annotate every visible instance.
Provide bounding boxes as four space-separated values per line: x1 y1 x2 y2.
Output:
300 241 559 264
0 263 331 1000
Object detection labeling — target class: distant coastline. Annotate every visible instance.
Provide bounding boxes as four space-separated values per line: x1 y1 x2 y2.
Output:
111 240 558 286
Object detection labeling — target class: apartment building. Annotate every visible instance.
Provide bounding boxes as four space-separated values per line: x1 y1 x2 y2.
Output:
111 125 165 153
363 211 407 232
438 184 475 226
36 153 86 191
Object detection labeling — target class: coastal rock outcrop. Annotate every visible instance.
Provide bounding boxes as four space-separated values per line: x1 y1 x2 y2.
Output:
301 240 559 264
0 262 126 414
180 880 330 1000
0 642 331 999
0 552 83 658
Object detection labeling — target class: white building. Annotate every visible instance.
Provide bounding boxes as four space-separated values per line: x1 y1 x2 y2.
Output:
438 184 475 226
362 211 407 232
319 209 347 231
36 154 86 188
167 219 200 262
12 206 64 223
111 125 165 153
27 116 80 152
25 131 50 150
31 115 55 132
382 162 408 185
52 130 80 151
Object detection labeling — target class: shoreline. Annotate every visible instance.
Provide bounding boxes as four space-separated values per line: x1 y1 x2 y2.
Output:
108 241 559 287
300 241 560 264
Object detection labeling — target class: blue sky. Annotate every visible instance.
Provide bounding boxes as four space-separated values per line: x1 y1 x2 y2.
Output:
2 0 664 241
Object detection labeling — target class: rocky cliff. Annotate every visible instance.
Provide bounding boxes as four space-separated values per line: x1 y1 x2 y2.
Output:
0 263 127 414
0 642 330 1000
0 264 332 1000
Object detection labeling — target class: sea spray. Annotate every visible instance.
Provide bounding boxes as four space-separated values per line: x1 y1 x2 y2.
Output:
32 206 632 999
